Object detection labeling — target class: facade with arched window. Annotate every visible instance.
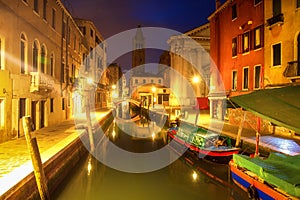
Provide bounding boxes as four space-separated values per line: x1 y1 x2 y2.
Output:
0 0 105 143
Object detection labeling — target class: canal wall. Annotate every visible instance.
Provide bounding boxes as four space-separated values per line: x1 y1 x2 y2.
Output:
1 111 113 200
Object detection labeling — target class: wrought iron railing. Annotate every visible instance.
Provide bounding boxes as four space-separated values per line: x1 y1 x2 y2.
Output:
267 13 284 27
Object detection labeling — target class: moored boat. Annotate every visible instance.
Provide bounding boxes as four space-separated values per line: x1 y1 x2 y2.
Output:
167 123 240 164
230 153 300 200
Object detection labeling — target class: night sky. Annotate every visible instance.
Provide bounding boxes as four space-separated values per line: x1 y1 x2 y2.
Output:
66 0 220 69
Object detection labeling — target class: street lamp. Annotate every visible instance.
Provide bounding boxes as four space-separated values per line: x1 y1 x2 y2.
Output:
192 76 200 84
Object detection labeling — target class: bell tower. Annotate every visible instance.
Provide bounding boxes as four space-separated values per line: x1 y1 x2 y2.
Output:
132 25 145 74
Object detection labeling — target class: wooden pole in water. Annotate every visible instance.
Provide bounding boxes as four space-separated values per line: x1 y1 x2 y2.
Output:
235 111 246 147
22 116 50 200
85 91 95 153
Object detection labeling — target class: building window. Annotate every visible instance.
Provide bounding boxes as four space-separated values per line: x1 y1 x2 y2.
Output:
52 9 56 29
50 53 54 76
90 29 94 38
43 0 47 20
33 41 38 72
254 0 262 6
34 0 39 13
151 79 154 83
158 79 162 84
0 99 4 128
62 21 66 39
135 79 138 84
80 26 86 35
41 46 46 73
61 60 65 83
50 98 54 113
20 35 26 74
254 65 261 89
232 37 237 57
297 0 300 8
254 26 263 49
143 79 146 84
232 4 237 20
272 43 281 66
67 26 71 45
232 70 237 90
90 47 93 59
273 0 282 16
243 67 249 90
242 32 250 53
62 98 65 110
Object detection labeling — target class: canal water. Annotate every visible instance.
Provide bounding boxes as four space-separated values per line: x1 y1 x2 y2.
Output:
53 119 248 200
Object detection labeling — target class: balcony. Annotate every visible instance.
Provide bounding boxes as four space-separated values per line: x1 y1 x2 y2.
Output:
267 13 284 27
30 72 55 94
283 61 300 82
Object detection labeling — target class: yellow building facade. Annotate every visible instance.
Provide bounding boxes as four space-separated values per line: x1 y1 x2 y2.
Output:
264 0 300 86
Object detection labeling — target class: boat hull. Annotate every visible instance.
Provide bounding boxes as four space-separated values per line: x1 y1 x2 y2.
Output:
229 160 293 200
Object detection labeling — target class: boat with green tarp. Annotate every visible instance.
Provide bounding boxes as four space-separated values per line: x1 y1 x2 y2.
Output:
230 153 300 199
167 122 239 164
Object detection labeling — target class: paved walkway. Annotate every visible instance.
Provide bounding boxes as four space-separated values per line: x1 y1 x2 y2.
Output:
0 109 111 197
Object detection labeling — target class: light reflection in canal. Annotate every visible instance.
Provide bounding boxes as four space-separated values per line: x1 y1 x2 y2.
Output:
53 119 248 200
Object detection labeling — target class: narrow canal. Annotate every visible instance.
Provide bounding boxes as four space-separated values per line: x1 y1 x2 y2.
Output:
53 117 248 200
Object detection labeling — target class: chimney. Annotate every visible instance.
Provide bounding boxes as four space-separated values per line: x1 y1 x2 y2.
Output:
215 0 221 9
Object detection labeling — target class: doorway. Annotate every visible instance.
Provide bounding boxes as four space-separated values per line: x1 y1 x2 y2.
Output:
40 100 45 128
31 101 37 130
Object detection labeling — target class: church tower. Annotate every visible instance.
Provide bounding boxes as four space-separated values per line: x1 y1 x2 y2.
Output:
132 25 145 74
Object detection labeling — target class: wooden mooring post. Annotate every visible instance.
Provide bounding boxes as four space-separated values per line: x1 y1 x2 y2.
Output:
22 116 50 200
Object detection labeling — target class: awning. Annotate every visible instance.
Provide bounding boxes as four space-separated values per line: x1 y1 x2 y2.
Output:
230 85 300 133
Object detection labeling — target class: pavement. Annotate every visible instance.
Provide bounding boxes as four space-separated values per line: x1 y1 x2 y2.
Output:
0 108 111 197
0 106 300 197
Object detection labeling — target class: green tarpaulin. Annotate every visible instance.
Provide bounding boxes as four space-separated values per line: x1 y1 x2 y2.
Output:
233 153 300 197
230 85 300 133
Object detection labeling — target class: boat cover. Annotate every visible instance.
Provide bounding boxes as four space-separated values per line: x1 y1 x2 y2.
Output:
233 153 300 197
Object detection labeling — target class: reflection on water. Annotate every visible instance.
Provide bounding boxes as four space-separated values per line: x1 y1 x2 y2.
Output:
53 120 248 200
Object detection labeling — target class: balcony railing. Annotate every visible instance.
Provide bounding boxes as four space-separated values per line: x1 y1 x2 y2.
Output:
30 72 55 93
267 13 284 27
283 61 300 81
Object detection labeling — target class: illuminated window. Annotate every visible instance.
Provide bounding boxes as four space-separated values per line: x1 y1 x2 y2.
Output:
254 26 262 49
272 43 281 66
254 65 261 89
242 32 250 53
232 4 237 20
232 37 237 57
243 67 249 90
0 99 4 128
232 70 237 90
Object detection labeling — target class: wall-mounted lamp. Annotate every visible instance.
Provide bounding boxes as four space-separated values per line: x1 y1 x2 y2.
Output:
248 20 253 25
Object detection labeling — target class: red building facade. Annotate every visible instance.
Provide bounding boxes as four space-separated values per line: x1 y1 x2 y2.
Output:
209 0 264 120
